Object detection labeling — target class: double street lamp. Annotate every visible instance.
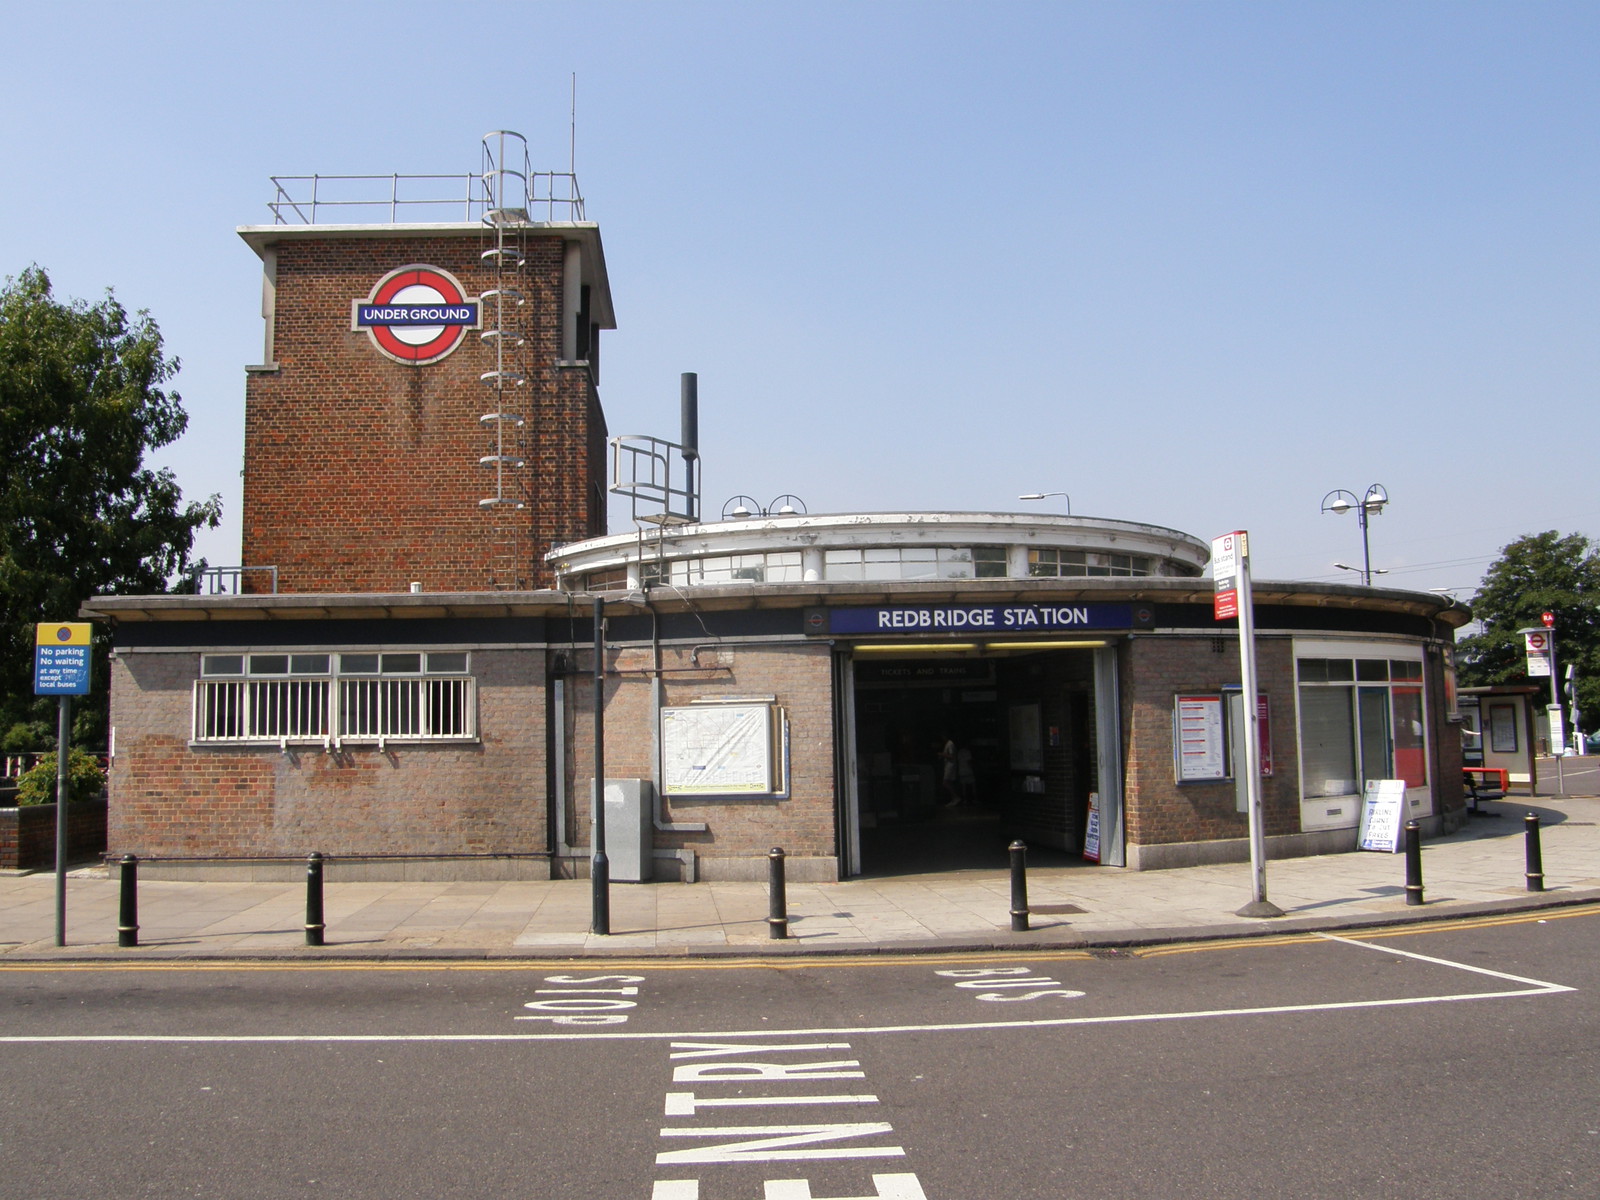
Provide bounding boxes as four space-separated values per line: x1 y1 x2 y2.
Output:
1320 484 1390 586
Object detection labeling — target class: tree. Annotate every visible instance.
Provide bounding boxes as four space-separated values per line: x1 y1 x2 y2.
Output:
1456 531 1600 735
0 267 220 749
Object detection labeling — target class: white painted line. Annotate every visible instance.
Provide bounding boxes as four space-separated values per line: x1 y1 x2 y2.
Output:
1315 932 1576 990
0 988 1567 1044
0 936 1572 1046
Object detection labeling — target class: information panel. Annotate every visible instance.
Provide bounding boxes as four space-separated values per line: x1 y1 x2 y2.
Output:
660 703 784 796
1175 695 1226 781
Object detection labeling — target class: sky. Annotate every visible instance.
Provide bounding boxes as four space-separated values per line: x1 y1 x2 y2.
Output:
3 1 1596 598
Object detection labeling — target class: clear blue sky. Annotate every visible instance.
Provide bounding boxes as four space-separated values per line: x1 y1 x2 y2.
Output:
5 2 1596 595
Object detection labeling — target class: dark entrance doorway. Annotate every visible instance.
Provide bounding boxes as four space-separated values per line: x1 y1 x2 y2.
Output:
851 650 1098 876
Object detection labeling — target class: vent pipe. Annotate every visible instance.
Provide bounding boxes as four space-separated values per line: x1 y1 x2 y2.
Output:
680 372 699 521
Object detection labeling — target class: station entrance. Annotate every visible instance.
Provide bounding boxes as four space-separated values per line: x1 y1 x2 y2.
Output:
842 645 1113 876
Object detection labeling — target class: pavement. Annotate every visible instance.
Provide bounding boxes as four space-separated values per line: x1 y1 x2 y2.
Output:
4 788 1598 961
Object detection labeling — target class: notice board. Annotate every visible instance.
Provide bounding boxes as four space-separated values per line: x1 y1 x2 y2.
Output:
660 702 786 797
1175 695 1226 781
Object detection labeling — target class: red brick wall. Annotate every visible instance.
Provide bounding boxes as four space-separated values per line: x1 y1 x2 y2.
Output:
1121 634 1301 848
241 232 605 593
561 643 839 871
107 651 549 860
0 801 106 870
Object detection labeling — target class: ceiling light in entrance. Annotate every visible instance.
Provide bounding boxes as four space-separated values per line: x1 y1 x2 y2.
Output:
983 640 1110 651
853 643 979 654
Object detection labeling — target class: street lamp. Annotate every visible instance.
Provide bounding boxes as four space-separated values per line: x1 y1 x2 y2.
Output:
1019 491 1071 515
1320 484 1389 585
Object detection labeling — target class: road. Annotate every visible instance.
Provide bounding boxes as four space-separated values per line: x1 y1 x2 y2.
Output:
2 908 1597 1199
1537 753 1600 797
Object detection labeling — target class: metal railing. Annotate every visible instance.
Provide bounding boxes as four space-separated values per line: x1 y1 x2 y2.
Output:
610 434 700 526
267 171 586 226
200 565 280 595
3 753 45 781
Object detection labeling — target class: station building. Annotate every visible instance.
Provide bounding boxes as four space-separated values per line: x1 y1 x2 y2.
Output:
84 135 1470 881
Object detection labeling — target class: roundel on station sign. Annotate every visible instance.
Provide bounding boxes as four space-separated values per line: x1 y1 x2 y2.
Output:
351 265 482 365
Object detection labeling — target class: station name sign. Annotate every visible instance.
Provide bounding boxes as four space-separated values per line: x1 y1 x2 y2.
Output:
355 303 477 326
812 603 1147 636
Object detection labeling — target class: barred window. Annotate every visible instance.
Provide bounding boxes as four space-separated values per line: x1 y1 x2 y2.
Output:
193 651 476 746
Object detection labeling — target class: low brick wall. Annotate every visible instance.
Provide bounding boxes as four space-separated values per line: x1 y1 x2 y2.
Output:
0 800 108 870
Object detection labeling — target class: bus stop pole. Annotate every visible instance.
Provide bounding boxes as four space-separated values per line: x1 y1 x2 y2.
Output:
54 695 71 947
591 596 610 936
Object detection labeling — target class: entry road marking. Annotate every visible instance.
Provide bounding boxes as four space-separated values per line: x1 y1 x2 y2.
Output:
0 932 1575 1046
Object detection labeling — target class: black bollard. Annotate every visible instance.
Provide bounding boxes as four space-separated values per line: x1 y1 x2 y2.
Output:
1524 813 1545 893
767 846 789 940
305 852 326 946
1009 839 1030 931
1404 820 1424 906
117 854 139 948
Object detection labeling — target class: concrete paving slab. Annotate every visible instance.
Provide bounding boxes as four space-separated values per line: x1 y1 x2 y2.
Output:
6 792 1600 959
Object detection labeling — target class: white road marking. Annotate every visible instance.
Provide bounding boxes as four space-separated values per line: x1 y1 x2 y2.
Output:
0 936 1572 1045
1314 932 1576 988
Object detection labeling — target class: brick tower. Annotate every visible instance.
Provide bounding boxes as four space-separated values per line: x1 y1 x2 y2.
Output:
237 132 613 593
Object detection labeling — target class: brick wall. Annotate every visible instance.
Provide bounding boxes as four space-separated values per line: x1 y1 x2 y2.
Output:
561 642 839 874
0 801 107 870
107 650 548 860
1121 634 1301 849
241 232 605 593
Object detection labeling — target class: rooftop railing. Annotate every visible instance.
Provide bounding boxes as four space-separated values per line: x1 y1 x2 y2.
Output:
266 171 586 226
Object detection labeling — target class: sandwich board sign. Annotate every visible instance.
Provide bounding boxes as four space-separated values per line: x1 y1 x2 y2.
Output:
1357 779 1407 853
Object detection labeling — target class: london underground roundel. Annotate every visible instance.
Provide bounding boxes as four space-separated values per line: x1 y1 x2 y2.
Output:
351 265 481 365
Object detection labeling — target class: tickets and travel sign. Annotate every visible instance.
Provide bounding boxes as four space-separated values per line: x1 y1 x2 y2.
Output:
34 623 92 695
812 602 1146 636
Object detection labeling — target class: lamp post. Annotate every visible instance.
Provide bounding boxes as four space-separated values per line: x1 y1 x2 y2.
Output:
1019 492 1071 515
1320 485 1389 585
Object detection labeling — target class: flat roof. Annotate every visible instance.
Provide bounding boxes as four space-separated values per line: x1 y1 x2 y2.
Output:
81 576 1471 630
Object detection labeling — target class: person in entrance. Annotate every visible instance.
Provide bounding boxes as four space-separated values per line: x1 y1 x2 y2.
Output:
940 734 962 807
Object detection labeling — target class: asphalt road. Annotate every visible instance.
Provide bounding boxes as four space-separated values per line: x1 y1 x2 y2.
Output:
1538 753 1600 797
2 908 1597 1199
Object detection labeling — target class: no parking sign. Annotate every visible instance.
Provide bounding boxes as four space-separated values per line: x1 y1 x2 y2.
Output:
34 623 91 695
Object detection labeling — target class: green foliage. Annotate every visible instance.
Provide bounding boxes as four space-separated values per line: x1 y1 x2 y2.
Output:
0 267 221 742
15 747 104 806
1 720 52 756
1457 531 1600 728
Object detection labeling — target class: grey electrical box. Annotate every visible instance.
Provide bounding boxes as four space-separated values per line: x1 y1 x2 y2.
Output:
590 777 654 882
